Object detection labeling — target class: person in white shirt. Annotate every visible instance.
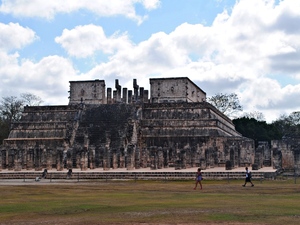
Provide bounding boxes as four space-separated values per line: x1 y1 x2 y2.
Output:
242 167 254 187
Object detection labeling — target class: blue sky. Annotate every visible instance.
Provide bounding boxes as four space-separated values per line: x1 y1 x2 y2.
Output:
0 0 300 123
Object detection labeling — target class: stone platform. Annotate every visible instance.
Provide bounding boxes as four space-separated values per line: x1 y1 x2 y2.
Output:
0 167 278 181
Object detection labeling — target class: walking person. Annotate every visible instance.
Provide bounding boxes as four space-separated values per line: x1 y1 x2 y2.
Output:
194 168 203 190
242 167 254 187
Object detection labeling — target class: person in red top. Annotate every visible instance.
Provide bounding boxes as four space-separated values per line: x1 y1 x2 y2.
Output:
194 168 203 190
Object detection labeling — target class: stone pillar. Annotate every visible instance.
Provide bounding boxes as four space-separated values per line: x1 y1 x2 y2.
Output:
163 147 169 168
254 145 263 170
128 90 132 104
22 149 27 170
115 79 121 102
157 147 163 169
272 147 282 170
46 149 52 170
14 150 22 171
119 147 125 168
294 149 300 175
89 146 95 169
122 88 128 104
143 90 149 103
7 149 14 170
126 144 135 170
139 87 144 102
135 146 141 169
141 147 148 168
76 150 81 169
80 148 88 171
133 79 139 102
34 148 42 171
56 148 64 171
66 148 73 169
185 147 192 168
200 158 206 170
113 90 117 104
112 148 118 169
150 146 157 170
107 88 112 104
26 149 34 170
181 150 187 169
0 150 2 171
103 132 111 170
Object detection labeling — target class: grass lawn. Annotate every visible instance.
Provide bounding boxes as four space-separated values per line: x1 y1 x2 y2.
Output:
0 179 299 225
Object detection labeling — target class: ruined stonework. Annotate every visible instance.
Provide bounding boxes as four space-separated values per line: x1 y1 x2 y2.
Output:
1 77 256 171
271 138 300 173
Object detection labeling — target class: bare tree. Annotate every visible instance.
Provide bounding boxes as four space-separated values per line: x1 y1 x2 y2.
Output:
21 93 43 106
0 93 43 143
0 96 24 124
242 111 265 122
207 93 243 118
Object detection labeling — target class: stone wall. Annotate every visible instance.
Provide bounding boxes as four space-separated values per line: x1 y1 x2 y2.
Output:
69 80 106 105
0 101 255 171
271 138 300 173
150 77 206 103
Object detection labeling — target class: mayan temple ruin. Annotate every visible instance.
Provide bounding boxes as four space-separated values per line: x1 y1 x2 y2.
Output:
0 77 297 173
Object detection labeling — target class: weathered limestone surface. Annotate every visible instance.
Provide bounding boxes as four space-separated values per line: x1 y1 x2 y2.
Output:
1 77 294 173
271 138 300 173
150 77 206 103
1 105 81 171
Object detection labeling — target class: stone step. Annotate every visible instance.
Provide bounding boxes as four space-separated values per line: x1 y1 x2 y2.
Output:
0 171 277 180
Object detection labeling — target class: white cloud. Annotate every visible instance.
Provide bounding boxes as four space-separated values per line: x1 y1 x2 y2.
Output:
55 24 132 58
0 52 79 105
0 0 161 24
0 22 37 51
78 0 300 122
1 0 300 123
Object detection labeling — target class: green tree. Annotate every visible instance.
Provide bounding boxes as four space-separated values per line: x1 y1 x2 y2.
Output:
207 93 243 118
272 112 300 138
233 117 282 147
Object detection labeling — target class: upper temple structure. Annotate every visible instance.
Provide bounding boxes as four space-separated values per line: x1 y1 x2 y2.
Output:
0 77 292 172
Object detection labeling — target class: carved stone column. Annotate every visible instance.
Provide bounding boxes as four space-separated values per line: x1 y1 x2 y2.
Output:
80 148 88 171
134 146 141 169
46 149 52 170
26 149 34 170
150 146 157 170
34 148 42 171
294 149 300 175
14 150 22 171
103 132 111 170
119 147 125 168
126 144 135 170
56 148 64 171
66 148 73 169
157 147 163 169
89 146 95 169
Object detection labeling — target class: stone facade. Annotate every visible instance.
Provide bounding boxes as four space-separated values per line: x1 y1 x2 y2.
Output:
271 138 300 173
0 77 261 172
150 77 206 103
